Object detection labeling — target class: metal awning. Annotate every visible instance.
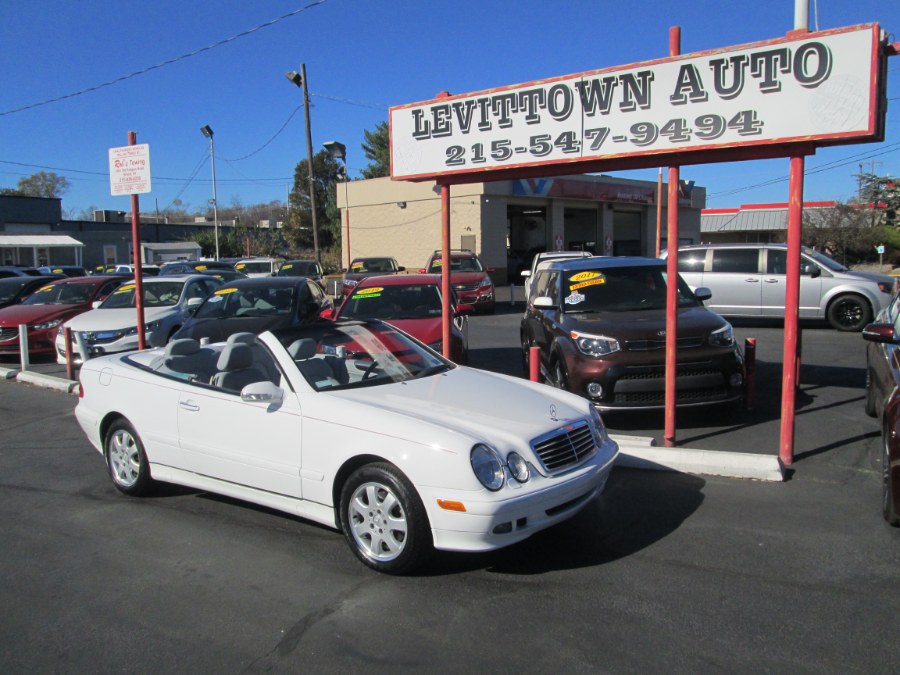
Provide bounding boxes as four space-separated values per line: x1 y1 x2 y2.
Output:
0 234 84 267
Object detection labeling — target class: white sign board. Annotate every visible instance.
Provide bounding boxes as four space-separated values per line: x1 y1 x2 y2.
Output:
390 24 883 181
109 143 151 196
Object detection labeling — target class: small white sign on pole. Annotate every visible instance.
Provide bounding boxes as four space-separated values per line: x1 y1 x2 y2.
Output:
109 144 151 196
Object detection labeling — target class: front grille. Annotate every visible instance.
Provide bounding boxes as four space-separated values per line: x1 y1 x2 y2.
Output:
454 282 480 292
530 420 595 474
625 336 705 351
82 330 125 345
611 363 728 405
0 327 19 342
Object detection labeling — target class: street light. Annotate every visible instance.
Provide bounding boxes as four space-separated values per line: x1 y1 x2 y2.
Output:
199 124 220 260
323 140 349 268
285 65 320 264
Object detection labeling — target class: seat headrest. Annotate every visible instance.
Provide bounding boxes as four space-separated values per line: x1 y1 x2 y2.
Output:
216 343 253 371
288 338 316 360
165 338 200 357
226 331 256 346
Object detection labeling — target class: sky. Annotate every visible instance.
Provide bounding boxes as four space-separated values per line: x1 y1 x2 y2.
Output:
1 0 899 218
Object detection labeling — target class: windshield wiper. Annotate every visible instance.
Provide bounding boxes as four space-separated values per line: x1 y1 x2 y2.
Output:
413 364 450 379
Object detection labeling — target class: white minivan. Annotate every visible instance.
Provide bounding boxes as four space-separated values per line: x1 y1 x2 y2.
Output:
233 257 284 278
666 243 896 331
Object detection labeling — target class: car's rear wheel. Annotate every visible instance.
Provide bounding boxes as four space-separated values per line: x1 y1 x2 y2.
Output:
105 419 153 496
340 463 432 574
827 294 871 332
883 431 899 526
865 369 878 418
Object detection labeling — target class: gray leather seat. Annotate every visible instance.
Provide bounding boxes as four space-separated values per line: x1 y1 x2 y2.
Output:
210 343 269 392
288 338 345 387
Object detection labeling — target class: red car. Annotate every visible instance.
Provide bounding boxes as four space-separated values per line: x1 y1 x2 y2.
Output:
340 257 405 300
330 274 471 363
862 297 900 526
419 249 495 314
0 276 126 356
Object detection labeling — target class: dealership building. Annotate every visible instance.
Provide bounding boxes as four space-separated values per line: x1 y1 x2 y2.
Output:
336 173 705 281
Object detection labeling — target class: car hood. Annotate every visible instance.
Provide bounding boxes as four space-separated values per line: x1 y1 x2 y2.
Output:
0 303 88 326
845 269 896 286
177 315 291 343
449 271 489 284
560 305 728 338
377 318 444 345
332 367 590 449
65 306 174 330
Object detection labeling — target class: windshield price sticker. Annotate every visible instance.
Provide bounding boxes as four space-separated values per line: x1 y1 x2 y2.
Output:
565 292 586 305
214 288 238 295
115 284 136 294
356 287 384 298
390 25 880 179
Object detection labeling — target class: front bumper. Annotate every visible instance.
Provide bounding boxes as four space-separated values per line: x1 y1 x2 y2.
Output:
419 438 618 552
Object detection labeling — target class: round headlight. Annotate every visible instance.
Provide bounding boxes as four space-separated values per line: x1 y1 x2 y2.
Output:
471 444 505 491
507 452 530 483
589 406 609 445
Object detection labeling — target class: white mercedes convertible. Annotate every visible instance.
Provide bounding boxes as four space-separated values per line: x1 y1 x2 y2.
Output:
75 320 618 574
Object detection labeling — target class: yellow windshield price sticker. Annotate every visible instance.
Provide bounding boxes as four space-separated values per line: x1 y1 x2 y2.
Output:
214 287 238 295
234 264 245 270
52 268 63 273
115 284 136 294
568 271 602 282
282 264 293 270
195 265 207 271
570 279 605 291
357 287 384 296
36 285 54 292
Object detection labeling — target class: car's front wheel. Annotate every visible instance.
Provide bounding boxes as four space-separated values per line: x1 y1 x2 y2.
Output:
552 358 570 392
865 369 878 418
883 431 899 526
340 463 432 574
104 419 153 496
827 294 871 332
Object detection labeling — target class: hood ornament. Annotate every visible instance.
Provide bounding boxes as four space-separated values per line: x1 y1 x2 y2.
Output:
549 404 558 421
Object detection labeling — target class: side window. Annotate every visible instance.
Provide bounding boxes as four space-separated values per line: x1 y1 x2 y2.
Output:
98 279 124 298
546 272 560 304
201 279 220 295
711 249 759 274
678 250 707 273
532 271 551 299
308 280 324 303
766 250 787 275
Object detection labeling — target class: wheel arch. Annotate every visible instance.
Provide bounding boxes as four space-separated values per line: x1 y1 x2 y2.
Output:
331 454 396 527
98 411 128 454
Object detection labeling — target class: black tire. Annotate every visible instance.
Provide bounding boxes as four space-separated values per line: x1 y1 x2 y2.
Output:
104 419 153 496
339 463 432 574
883 430 899 527
865 370 877 418
827 294 871 332
552 358 569 392
520 332 532 377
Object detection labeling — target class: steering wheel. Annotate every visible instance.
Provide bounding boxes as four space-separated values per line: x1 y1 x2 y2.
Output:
361 359 381 380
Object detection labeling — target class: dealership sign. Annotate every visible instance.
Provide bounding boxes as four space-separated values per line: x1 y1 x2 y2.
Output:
390 24 885 181
109 143 151 196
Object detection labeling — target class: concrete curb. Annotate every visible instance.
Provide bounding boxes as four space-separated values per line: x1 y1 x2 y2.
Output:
0 366 19 380
14 371 79 394
612 433 784 482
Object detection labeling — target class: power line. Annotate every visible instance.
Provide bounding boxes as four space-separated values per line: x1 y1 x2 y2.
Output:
0 0 330 117
220 106 302 162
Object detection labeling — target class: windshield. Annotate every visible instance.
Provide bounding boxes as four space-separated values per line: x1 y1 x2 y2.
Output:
803 247 846 272
195 285 296 319
277 320 451 392
278 261 320 276
100 281 185 309
561 266 698 312
340 284 442 320
428 256 483 273
349 258 396 274
235 261 274 275
22 282 94 305
0 279 33 304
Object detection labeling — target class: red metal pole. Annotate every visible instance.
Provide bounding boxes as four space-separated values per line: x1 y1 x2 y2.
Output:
441 183 451 360
529 345 540 382
128 131 147 351
780 155 805 466
664 26 681 448
655 167 663 257
64 327 75 381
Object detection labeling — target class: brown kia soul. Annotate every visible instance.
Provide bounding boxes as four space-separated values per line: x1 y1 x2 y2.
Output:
520 257 744 411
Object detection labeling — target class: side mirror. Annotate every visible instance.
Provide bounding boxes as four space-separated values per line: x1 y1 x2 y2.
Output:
534 296 556 309
186 297 204 312
455 303 475 316
486 267 495 273
418 268 427 274
521 270 531 278
320 308 335 320
241 381 284 405
802 263 821 278
862 323 896 344
397 266 406 272
694 286 712 301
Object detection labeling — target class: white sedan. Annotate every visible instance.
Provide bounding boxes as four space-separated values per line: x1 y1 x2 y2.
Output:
75 320 618 574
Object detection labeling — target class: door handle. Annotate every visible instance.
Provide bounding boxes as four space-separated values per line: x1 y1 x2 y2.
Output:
179 400 200 412
745 278 760 283
764 279 780 283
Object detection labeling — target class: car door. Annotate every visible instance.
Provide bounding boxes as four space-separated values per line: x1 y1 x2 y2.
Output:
527 270 561 360
761 249 823 319
175 376 304 499
704 248 763 316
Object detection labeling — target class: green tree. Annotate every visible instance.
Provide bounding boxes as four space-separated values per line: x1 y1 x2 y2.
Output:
360 121 390 179
284 150 344 255
802 201 884 265
858 172 899 224
1 171 71 198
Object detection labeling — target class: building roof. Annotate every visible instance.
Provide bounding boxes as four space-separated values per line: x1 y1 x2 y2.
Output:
0 235 83 247
701 202 836 233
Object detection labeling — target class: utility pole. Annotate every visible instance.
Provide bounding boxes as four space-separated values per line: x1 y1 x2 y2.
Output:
285 65 321 265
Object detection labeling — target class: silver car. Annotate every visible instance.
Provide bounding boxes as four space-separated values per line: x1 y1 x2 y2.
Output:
666 243 895 331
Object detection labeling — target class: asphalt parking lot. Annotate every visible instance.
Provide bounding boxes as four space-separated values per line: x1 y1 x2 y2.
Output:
1 304 899 672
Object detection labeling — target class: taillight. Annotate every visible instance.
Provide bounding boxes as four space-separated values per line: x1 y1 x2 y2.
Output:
78 378 84 398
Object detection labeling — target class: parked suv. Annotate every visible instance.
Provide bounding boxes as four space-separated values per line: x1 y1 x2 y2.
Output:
521 257 744 411
667 243 895 331
421 249 495 314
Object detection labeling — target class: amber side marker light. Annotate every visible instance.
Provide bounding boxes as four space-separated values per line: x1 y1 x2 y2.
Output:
437 499 466 512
